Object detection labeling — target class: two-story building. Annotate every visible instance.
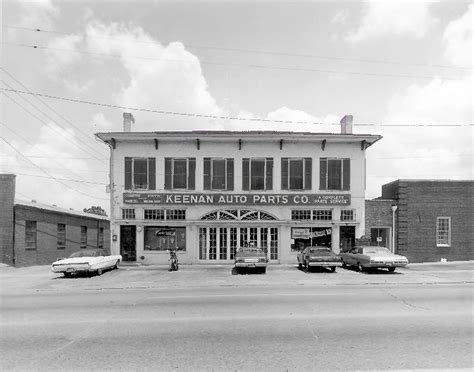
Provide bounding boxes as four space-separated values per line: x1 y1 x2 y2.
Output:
95 114 381 265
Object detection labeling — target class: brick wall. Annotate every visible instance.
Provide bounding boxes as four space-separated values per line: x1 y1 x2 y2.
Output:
14 205 110 267
0 174 15 265
365 199 396 241
387 180 473 263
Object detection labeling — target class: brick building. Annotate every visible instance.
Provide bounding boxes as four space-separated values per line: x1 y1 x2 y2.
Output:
0 174 110 267
366 180 473 263
95 113 381 265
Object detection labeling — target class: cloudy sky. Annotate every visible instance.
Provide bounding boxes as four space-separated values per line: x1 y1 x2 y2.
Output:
1 0 472 213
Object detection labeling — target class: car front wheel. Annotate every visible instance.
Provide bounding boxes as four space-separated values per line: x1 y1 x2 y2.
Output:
388 267 396 272
97 268 103 276
331 266 336 272
357 263 364 272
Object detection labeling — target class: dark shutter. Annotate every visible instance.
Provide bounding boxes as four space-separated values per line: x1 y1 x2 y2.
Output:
266 158 273 190
203 158 211 190
304 158 312 190
148 158 156 190
188 158 196 190
319 158 327 190
164 158 172 189
226 158 234 190
281 158 288 190
242 158 249 191
125 157 132 190
342 158 350 191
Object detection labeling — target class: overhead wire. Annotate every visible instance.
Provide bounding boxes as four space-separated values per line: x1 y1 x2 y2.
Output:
1 88 473 127
1 42 465 81
3 24 471 71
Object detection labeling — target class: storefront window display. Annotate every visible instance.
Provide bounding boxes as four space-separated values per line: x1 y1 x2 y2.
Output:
291 227 332 252
144 227 186 251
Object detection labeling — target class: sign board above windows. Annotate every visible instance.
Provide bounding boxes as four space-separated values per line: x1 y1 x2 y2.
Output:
123 193 350 206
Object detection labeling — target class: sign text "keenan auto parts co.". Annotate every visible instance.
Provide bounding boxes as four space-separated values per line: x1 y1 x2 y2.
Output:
123 193 351 206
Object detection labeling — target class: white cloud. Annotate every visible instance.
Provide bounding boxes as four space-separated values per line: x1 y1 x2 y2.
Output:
443 4 473 67
347 1 436 42
46 34 83 74
16 0 59 29
92 113 114 130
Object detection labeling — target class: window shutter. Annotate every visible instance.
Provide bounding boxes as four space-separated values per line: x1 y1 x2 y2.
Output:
203 158 211 190
342 158 350 191
242 158 249 191
319 158 327 190
188 158 196 190
125 157 132 190
281 158 288 190
226 158 234 190
304 158 312 190
164 158 172 189
266 158 273 190
148 158 156 190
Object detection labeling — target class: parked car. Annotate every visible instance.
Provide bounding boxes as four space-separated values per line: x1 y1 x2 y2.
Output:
340 246 408 272
297 246 342 272
51 249 122 277
234 247 268 273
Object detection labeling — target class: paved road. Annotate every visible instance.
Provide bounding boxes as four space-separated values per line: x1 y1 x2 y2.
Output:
1 283 472 371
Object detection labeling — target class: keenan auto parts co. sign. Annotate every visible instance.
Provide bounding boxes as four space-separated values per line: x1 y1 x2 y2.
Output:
123 193 350 206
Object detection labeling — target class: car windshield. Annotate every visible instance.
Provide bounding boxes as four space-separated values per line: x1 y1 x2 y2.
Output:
69 250 102 258
310 247 331 253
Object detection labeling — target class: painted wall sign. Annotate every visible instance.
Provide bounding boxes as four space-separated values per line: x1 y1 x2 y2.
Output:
123 193 351 206
291 228 311 239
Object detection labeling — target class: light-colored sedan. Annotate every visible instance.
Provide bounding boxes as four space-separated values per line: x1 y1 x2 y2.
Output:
340 246 408 272
297 246 342 272
51 249 122 277
234 247 268 274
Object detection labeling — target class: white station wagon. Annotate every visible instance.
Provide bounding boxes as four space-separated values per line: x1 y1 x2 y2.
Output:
51 249 122 277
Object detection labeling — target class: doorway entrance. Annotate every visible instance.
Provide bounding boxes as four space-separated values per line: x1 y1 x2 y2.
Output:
120 225 136 261
199 226 279 262
370 227 390 249
339 226 355 252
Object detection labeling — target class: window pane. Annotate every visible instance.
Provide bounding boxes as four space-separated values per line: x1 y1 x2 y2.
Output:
25 221 37 250
133 158 148 189
328 159 342 190
212 159 226 189
173 159 187 189
289 159 303 190
251 159 265 190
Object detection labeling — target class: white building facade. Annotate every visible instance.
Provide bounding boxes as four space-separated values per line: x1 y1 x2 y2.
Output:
96 115 381 265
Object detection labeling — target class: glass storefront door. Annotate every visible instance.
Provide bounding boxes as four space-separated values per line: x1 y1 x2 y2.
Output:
199 226 279 262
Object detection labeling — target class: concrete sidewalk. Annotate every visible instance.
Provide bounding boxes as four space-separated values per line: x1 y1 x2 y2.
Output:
0 261 472 293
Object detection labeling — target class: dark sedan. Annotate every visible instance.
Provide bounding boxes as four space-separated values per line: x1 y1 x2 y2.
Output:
297 246 342 272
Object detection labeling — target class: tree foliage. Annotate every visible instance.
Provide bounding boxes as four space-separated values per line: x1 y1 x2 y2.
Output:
83 205 108 217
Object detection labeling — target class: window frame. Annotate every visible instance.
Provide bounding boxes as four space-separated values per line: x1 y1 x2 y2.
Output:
25 220 37 250
80 226 88 249
165 158 196 190
57 223 66 250
320 158 350 191
436 217 451 247
122 208 136 220
124 157 156 191
242 157 273 191
281 157 312 191
203 158 234 191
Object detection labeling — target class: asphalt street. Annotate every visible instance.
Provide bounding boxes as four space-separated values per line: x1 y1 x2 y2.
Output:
1 263 473 372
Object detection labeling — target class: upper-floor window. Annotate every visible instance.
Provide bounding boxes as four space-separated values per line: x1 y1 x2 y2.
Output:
165 158 196 190
320 158 350 191
144 209 186 220
281 158 312 190
203 158 234 191
436 217 451 247
57 224 66 250
25 220 37 250
80 226 87 248
125 157 156 190
242 158 273 191
291 209 333 220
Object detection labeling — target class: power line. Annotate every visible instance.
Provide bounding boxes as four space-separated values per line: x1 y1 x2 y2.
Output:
1 68 108 158
0 136 109 200
1 88 473 127
13 172 108 186
3 24 470 71
1 42 465 81
1 89 108 164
